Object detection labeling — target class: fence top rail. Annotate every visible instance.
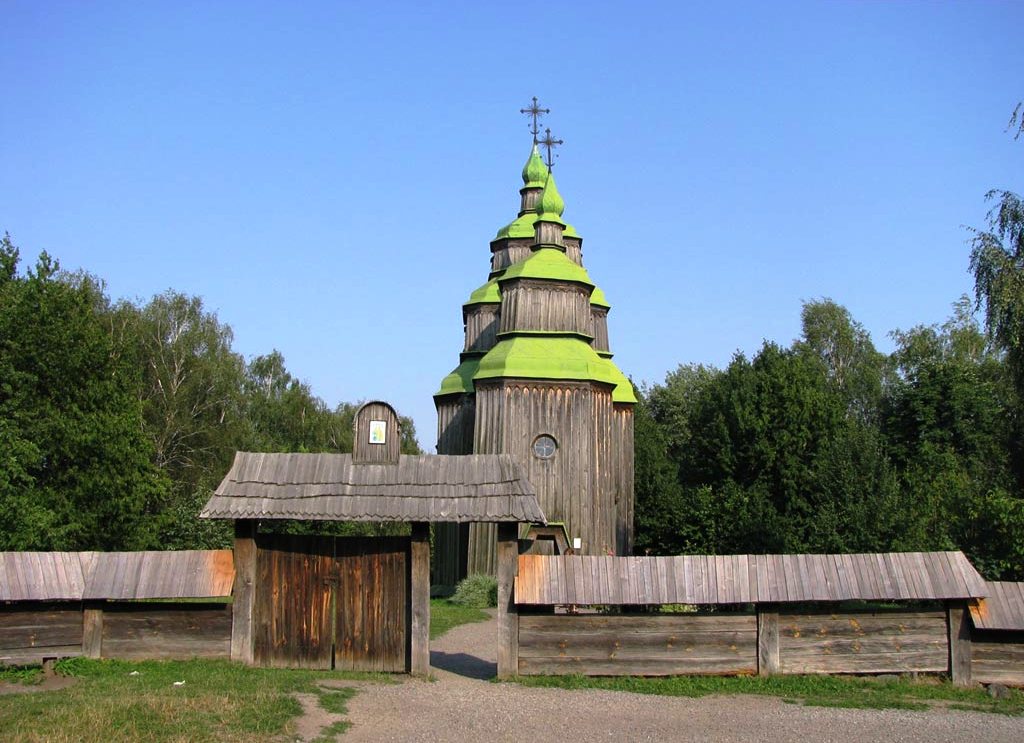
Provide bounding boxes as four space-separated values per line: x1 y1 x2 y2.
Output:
514 552 988 606
1 550 234 602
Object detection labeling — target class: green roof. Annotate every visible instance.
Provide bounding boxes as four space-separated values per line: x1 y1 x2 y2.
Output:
600 357 638 404
536 172 566 226
495 211 537 239
499 247 594 287
475 336 619 386
521 145 547 189
590 286 611 308
435 357 481 397
495 211 580 241
465 278 501 306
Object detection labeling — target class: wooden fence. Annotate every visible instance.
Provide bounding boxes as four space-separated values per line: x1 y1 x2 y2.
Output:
502 552 1024 685
1 551 233 665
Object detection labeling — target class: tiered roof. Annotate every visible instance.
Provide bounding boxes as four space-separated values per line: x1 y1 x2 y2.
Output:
437 145 635 404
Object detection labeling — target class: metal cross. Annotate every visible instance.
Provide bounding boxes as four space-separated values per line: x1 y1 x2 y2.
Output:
538 127 563 171
520 96 550 144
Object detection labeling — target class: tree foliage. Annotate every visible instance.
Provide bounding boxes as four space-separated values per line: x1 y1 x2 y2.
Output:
636 297 1023 578
0 235 421 551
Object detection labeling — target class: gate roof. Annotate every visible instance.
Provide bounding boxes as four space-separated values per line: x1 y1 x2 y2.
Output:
200 452 546 524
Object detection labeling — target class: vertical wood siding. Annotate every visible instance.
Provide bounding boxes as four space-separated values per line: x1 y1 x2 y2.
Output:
591 309 609 353
253 534 410 671
564 238 583 266
613 405 635 555
470 380 617 574
353 402 401 464
464 307 500 353
490 240 533 274
499 281 593 337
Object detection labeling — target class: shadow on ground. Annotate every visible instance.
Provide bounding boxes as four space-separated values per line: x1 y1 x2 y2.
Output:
430 650 496 680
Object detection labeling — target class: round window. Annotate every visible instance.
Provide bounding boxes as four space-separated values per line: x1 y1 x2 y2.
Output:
532 434 557 459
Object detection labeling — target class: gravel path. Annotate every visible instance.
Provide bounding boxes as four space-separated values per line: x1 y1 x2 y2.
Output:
334 611 1023 743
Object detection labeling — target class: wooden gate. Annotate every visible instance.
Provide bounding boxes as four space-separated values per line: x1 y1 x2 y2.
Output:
253 534 409 671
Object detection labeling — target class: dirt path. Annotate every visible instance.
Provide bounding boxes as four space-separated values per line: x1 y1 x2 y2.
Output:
325 611 1022 743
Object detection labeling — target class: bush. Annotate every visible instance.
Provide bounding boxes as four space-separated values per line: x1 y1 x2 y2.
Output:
450 574 498 608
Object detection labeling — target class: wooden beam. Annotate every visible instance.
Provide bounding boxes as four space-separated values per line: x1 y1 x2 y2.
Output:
410 522 431 676
230 519 257 664
497 521 520 678
757 608 780 676
82 603 103 659
948 600 973 686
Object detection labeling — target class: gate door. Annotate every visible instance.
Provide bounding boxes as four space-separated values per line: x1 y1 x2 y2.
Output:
253 534 410 671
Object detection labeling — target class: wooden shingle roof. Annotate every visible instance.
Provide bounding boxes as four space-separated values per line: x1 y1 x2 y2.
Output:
515 552 988 606
200 452 546 524
0 550 233 601
970 581 1024 631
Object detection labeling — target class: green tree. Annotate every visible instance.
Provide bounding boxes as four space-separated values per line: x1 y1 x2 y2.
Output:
0 238 168 549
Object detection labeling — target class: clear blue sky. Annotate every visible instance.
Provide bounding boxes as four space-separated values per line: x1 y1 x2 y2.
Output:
3 1 1021 449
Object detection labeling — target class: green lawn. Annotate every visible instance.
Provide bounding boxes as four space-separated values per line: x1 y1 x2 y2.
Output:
0 657 383 743
512 673 1024 715
430 598 490 639
0 599 487 741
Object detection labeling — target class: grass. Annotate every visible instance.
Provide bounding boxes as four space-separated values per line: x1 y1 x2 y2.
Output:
0 665 44 686
0 657 387 742
512 673 1024 715
430 597 489 639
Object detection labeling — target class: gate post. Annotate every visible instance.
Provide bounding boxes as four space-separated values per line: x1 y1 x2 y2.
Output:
947 600 973 686
231 519 257 664
410 522 431 676
496 521 519 678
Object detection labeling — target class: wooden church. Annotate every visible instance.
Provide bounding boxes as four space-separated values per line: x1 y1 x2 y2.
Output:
434 118 636 583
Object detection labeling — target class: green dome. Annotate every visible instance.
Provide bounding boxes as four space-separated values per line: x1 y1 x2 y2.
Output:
465 278 501 306
499 247 594 287
521 145 547 189
474 336 619 386
599 357 638 404
590 287 611 308
536 172 566 226
495 211 538 240
435 357 481 397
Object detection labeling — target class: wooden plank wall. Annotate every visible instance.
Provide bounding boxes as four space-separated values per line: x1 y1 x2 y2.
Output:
971 631 1024 686
464 307 500 353
352 401 401 464
518 613 757 676
0 605 83 664
100 603 231 660
777 610 949 674
499 281 593 337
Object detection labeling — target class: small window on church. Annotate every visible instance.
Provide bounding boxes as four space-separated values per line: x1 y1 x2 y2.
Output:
532 434 557 459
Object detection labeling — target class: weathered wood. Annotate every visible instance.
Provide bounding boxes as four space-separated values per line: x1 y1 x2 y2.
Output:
230 519 257 664
101 603 231 660
0 605 83 653
758 610 780 676
82 604 103 659
497 521 519 678
334 536 409 672
948 601 972 686
352 401 401 464
778 610 948 675
971 632 1024 686
517 612 757 677
410 522 430 676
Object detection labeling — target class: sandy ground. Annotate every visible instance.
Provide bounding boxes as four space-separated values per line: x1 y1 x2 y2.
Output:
313 610 1024 743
